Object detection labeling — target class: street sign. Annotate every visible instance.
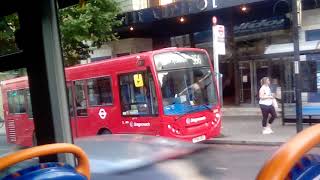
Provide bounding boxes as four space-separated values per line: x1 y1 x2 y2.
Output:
212 25 226 55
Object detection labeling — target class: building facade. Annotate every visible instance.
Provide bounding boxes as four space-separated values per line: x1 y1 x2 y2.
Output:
91 0 320 110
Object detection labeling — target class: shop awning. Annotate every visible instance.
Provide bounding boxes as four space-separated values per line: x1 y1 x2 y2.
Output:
265 40 320 54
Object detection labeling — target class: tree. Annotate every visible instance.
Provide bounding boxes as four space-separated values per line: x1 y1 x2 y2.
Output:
59 0 122 66
0 0 122 67
0 15 19 56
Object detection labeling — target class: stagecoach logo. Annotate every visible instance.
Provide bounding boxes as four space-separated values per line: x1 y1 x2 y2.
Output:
98 109 107 119
129 121 151 127
189 117 206 123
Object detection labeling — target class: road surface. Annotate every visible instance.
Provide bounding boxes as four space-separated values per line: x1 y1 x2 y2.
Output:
1 136 319 179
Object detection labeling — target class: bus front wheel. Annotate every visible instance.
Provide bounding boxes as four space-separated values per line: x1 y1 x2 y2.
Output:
98 128 111 135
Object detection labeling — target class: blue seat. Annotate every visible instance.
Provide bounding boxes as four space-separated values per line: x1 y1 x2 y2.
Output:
290 154 320 180
302 106 320 116
3 162 87 180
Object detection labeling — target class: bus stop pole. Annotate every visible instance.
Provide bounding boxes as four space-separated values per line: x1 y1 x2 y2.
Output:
292 0 303 132
212 17 223 105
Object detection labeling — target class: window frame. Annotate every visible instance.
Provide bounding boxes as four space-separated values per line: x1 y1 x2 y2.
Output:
118 70 159 117
87 76 114 107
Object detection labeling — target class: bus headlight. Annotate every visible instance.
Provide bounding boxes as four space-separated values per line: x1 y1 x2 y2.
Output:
168 125 172 129
186 118 191 124
216 113 221 118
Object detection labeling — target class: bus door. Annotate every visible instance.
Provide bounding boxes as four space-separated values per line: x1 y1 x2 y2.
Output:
118 70 160 135
5 89 33 145
66 82 77 137
73 80 91 137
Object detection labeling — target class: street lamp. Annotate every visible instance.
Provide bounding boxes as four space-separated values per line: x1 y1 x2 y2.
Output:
240 5 248 12
179 17 185 23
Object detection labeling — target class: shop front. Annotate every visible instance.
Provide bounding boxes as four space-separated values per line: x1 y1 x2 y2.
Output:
113 0 320 109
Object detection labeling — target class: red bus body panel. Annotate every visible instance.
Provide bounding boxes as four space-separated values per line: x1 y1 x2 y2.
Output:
1 48 221 146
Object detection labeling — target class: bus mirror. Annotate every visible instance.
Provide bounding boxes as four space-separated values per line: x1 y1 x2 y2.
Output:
133 74 144 87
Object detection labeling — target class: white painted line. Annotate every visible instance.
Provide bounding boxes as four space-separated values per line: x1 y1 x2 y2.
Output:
215 167 228 171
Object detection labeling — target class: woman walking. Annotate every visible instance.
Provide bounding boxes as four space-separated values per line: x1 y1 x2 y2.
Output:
259 77 277 134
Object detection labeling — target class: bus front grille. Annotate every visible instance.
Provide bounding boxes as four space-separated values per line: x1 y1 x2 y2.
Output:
7 120 16 142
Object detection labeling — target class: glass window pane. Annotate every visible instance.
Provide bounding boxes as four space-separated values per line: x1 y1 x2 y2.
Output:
75 81 87 116
87 77 113 106
7 90 26 114
119 71 157 116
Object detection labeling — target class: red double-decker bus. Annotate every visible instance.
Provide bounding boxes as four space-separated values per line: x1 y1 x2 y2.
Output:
1 48 221 146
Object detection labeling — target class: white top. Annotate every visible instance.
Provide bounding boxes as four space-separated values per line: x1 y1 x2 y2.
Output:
259 85 273 106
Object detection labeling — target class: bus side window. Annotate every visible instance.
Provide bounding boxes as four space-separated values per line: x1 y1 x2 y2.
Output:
119 70 158 116
87 77 113 106
7 90 26 114
74 80 88 116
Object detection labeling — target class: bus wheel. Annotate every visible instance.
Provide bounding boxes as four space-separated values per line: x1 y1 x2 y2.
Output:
98 128 111 135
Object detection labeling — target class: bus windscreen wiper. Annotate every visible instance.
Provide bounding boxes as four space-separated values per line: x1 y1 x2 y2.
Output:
200 104 213 113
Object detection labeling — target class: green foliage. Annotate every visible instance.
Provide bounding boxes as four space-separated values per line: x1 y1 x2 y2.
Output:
0 14 19 56
0 0 122 66
59 0 122 66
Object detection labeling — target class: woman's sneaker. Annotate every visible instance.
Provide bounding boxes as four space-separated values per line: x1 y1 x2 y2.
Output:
262 127 272 135
267 125 274 133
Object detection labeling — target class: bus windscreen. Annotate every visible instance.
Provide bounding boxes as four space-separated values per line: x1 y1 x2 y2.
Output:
154 51 218 115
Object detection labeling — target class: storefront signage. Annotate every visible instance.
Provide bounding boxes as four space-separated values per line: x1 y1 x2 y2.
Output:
212 25 226 55
123 0 264 25
234 16 290 36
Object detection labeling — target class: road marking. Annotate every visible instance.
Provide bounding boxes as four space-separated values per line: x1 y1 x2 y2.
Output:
215 167 228 171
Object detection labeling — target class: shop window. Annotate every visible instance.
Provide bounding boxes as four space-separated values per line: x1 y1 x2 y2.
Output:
87 77 113 106
7 89 26 114
305 29 320 41
75 81 88 116
300 61 317 92
119 70 158 116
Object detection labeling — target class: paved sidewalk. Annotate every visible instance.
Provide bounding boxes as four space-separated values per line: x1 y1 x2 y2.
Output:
206 116 311 145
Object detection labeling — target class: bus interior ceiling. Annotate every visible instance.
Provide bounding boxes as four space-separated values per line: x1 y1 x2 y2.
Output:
0 0 79 162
